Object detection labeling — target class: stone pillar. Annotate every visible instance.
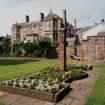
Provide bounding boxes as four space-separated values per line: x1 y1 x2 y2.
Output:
58 28 66 71
58 9 67 72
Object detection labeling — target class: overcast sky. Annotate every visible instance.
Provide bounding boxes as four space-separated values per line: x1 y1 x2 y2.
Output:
0 0 105 36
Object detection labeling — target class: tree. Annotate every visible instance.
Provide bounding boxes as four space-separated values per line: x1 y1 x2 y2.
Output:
38 37 51 58
22 42 39 56
0 36 11 57
10 43 22 57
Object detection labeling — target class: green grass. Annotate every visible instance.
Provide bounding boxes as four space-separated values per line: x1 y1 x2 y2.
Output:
0 101 5 105
85 64 105 105
0 59 57 81
0 103 4 105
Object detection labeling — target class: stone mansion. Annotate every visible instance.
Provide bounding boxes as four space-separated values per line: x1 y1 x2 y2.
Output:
11 10 71 43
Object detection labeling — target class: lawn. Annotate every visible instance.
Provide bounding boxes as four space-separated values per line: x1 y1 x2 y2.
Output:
0 59 57 81
0 59 84 82
0 59 105 105
0 102 4 105
85 64 105 105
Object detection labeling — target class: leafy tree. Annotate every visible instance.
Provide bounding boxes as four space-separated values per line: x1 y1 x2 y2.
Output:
0 45 3 56
33 50 43 57
38 37 51 58
2 37 11 56
0 36 11 57
22 42 39 56
0 36 57 58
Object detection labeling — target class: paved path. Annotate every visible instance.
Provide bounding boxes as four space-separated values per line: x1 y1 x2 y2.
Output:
57 69 100 105
0 69 100 105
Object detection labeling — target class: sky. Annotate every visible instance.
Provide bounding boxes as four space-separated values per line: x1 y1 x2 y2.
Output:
0 0 105 36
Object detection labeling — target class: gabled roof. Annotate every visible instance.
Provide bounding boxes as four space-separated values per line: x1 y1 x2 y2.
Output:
45 9 62 20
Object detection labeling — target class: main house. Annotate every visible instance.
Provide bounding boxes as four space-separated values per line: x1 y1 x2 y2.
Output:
11 10 71 43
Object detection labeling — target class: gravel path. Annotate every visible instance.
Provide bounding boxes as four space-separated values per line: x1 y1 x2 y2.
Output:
0 69 100 105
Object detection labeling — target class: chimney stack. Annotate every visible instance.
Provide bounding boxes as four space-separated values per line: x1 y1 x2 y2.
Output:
63 9 67 29
40 12 44 21
74 19 77 33
25 15 29 23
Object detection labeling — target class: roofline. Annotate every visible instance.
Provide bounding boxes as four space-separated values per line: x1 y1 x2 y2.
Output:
82 21 105 33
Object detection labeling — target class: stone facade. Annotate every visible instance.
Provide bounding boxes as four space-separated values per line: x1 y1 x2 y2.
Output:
11 10 71 43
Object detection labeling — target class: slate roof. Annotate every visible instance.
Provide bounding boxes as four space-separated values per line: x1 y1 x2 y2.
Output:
78 21 105 34
77 26 92 33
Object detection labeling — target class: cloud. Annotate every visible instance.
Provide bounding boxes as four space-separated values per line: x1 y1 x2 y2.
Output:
0 0 105 35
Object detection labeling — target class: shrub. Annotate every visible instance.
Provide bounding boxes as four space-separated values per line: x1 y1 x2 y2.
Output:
33 50 43 57
23 42 36 54
38 37 51 57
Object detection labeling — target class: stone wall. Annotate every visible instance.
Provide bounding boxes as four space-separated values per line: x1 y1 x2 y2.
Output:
77 33 105 60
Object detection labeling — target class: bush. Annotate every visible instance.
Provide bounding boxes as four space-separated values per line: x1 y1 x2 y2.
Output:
0 37 57 58
70 69 82 77
10 51 17 57
38 37 51 57
22 42 39 56
33 50 43 57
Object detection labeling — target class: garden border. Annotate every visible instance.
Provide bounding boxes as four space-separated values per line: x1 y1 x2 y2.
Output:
0 83 70 102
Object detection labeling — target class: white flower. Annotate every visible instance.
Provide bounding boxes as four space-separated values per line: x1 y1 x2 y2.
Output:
19 81 24 88
44 82 49 87
13 81 17 87
38 80 43 84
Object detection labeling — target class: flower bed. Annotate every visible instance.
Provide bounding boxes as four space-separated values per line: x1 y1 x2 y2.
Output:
0 83 70 102
0 64 91 102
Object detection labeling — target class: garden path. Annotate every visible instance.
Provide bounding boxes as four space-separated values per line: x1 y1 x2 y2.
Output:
0 68 100 105
57 68 100 105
